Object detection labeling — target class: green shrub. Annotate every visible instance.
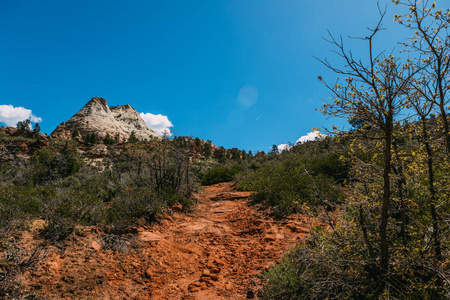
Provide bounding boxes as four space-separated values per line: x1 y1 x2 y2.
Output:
201 165 243 185
54 190 105 225
0 136 198 241
239 158 342 218
56 168 123 202
260 249 306 299
29 144 82 186
0 186 51 215
0 186 57 239
308 151 349 183
262 226 449 300
0 203 18 241
41 215 75 241
41 189 105 241
107 188 165 232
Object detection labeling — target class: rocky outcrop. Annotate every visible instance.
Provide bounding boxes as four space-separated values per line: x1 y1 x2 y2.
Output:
51 97 161 141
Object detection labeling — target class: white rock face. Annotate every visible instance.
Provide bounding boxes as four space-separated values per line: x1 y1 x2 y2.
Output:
51 97 161 141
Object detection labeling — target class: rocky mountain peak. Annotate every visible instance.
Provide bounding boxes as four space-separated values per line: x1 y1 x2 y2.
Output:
74 97 111 118
51 97 161 141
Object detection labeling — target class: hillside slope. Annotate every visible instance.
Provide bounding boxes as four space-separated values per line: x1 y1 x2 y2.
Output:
19 182 316 299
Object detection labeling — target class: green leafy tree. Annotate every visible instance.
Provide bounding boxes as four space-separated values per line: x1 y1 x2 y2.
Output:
229 148 241 160
213 146 227 163
258 3 450 299
83 133 98 145
16 119 31 131
393 0 450 262
194 137 201 149
269 145 279 156
318 10 419 271
128 131 139 143
72 129 80 139
90 133 98 144
32 123 40 134
103 133 115 145
114 133 120 144
201 141 212 158
241 149 248 160
394 0 450 155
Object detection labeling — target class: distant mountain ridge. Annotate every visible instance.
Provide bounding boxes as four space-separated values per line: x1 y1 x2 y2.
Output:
51 97 161 141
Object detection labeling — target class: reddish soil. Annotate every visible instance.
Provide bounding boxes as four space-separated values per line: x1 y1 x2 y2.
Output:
18 182 314 299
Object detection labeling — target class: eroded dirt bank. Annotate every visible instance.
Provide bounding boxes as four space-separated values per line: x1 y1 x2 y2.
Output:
20 182 313 299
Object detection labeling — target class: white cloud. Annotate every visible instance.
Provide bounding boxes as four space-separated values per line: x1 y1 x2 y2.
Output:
140 112 174 136
296 131 325 144
0 105 42 127
278 131 327 153
276 131 326 152
277 143 291 152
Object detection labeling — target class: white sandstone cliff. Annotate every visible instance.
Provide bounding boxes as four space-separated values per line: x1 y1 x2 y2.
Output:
51 97 161 141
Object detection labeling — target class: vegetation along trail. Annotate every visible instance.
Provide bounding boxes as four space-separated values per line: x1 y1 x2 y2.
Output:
21 182 316 299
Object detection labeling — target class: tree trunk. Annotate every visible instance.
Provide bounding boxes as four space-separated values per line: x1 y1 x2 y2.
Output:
359 205 375 260
380 122 392 272
438 102 450 155
421 117 443 260
435 57 450 155
392 143 408 248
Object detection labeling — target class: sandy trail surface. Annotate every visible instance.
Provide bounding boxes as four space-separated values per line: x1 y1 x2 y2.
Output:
21 182 311 299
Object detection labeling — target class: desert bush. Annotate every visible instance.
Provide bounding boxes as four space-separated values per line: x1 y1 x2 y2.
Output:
29 149 56 185
106 186 192 234
0 186 56 240
56 167 123 202
0 163 18 187
41 189 105 241
110 139 195 196
201 165 243 185
308 151 349 183
29 143 82 186
41 215 75 241
57 190 105 225
0 186 44 215
107 188 165 232
189 161 209 182
261 224 450 300
0 204 17 243
239 156 342 218
0 242 47 299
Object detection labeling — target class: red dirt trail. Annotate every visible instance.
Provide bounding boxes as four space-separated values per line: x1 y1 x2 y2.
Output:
20 182 312 299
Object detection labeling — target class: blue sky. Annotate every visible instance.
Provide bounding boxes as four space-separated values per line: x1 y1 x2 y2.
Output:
0 0 411 151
